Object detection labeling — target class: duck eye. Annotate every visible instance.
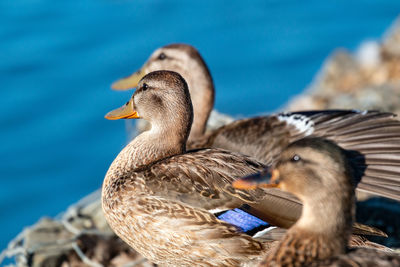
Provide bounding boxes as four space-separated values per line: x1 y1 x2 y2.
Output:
158 53 166 60
291 154 301 162
142 83 148 91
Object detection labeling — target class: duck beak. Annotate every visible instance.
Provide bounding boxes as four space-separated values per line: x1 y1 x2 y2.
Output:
105 98 140 120
232 167 280 189
111 68 146 90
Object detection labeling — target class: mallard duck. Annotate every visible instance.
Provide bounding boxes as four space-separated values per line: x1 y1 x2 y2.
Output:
103 71 390 266
104 70 273 266
233 137 400 266
111 43 400 201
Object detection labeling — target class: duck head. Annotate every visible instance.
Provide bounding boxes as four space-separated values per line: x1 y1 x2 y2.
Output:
234 137 355 203
106 70 193 147
111 44 214 140
234 137 356 241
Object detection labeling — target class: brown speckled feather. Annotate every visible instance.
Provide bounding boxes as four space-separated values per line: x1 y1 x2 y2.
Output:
103 149 278 266
261 230 344 267
139 148 307 229
260 232 400 267
348 235 392 251
104 190 270 266
191 110 400 201
137 148 387 237
142 149 267 208
190 116 292 164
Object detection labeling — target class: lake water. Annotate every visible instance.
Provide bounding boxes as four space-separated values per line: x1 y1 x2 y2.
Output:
1 0 400 251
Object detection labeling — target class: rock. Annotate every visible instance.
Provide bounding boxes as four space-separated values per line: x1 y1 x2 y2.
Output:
382 16 400 57
0 191 154 267
286 16 400 115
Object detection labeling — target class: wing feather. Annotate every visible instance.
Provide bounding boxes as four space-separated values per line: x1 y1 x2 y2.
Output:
198 110 400 201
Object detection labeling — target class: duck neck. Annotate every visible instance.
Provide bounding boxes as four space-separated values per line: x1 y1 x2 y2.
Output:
103 123 186 190
181 62 214 142
268 174 355 265
290 171 355 255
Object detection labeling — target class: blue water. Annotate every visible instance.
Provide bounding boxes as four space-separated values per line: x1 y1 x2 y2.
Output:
1 0 399 251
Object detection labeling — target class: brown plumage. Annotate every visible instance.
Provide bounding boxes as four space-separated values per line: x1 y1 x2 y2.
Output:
234 138 400 267
104 71 390 266
104 71 271 266
111 43 400 202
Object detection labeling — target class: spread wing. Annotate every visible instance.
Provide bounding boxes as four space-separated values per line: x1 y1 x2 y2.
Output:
197 110 400 201
306 110 400 200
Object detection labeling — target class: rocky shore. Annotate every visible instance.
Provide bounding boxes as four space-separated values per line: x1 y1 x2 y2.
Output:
2 16 400 267
285 16 400 114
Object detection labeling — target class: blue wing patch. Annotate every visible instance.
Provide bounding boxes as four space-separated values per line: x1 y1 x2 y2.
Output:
216 208 269 234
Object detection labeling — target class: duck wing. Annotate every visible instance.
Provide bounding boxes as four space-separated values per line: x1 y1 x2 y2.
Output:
190 115 293 164
301 110 400 200
198 110 400 201
136 148 302 228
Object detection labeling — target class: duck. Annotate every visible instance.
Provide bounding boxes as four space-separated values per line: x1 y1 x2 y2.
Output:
233 137 400 266
103 71 390 267
111 43 400 201
104 70 273 266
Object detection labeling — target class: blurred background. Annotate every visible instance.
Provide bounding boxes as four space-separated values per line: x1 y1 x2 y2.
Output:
1 0 400 255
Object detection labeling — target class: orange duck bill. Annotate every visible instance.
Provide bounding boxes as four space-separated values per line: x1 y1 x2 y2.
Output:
232 167 281 189
105 98 140 120
111 68 146 90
